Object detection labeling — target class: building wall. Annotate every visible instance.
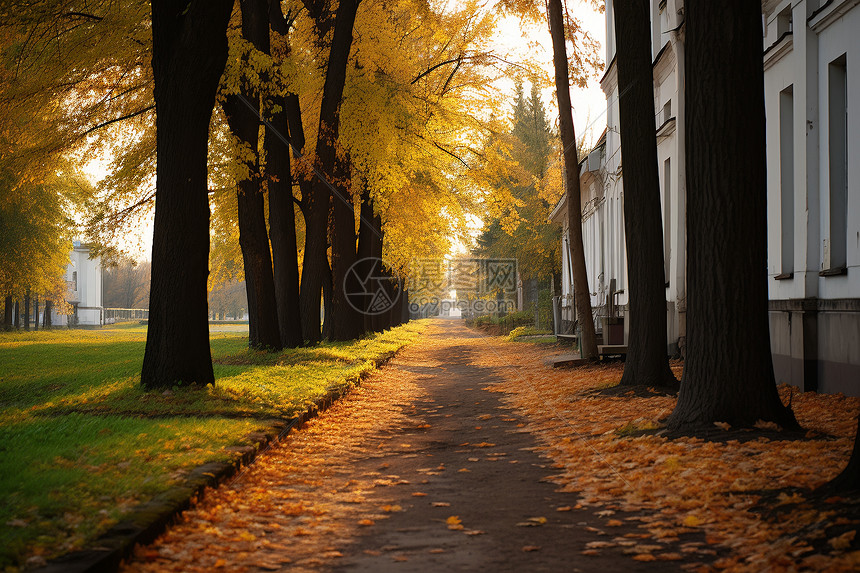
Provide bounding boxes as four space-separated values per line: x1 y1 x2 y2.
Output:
765 0 860 396
53 243 103 326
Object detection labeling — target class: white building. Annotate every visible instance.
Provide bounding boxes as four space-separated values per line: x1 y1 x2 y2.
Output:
52 241 103 326
764 0 860 395
551 0 860 395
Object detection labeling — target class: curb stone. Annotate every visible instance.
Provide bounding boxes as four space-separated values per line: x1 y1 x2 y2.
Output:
33 350 400 573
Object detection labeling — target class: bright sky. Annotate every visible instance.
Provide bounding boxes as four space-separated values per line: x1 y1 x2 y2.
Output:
493 1 608 148
83 2 608 262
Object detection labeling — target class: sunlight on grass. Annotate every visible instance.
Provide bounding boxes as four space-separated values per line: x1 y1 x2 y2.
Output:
0 320 427 567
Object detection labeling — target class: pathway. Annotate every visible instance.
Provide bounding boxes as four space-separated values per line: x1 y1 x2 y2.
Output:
123 320 684 572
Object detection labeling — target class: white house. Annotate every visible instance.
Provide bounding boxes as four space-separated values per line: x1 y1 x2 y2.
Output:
551 0 860 396
52 241 103 326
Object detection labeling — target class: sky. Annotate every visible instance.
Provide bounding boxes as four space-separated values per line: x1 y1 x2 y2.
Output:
493 1 608 148
85 1 608 262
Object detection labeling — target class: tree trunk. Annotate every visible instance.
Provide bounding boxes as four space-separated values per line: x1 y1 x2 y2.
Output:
266 94 303 348
613 0 677 389
823 411 860 491
223 0 281 351
3 296 11 331
370 213 386 333
44 299 52 328
24 290 30 331
329 154 363 341
321 258 333 341
299 0 359 344
357 186 375 334
141 0 233 388
33 295 38 331
13 300 19 329
547 0 598 360
667 1 798 429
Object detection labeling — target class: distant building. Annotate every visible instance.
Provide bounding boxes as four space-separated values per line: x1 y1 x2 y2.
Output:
52 241 103 326
551 0 860 396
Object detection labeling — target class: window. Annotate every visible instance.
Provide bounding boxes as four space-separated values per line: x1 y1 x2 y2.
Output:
825 54 848 272
72 271 78 292
662 99 672 125
663 158 671 283
780 85 794 276
776 6 793 38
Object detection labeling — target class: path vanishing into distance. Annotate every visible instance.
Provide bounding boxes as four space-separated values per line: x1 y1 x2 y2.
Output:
123 321 701 573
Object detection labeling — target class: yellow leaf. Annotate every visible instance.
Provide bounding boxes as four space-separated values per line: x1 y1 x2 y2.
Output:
683 515 703 527
446 516 462 526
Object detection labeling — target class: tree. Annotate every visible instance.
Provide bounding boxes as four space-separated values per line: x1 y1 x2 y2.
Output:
612 0 677 388
103 259 150 308
546 0 598 360
141 0 234 389
667 1 798 429
221 0 282 350
299 0 360 343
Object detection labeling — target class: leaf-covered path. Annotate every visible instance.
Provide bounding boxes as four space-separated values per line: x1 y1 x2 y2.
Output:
123 321 691 572
123 320 860 572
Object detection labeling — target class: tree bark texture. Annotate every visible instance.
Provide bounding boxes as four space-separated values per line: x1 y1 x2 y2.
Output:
547 0 598 360
141 0 233 388
299 0 359 343
223 0 281 350
668 1 798 429
266 94 303 347
613 0 677 388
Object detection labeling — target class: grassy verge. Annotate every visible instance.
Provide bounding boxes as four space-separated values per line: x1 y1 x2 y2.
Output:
0 320 426 568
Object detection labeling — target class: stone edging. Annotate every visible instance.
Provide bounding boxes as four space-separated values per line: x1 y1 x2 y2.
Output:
35 349 401 573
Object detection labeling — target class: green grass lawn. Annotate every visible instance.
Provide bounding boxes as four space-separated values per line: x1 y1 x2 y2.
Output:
0 321 425 568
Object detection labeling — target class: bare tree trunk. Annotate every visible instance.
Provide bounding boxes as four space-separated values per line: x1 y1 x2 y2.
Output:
223 0 281 351
266 94 303 348
299 0 359 343
33 295 38 331
141 0 233 388
667 0 798 429
547 0 598 360
613 0 677 388
44 300 52 328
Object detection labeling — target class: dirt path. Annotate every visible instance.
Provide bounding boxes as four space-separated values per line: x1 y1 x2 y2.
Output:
123 320 695 572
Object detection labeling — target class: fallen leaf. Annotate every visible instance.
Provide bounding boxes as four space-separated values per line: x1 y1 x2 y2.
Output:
412 492 427 497
606 519 623 527
633 553 657 562
522 545 541 552
358 519 375 526
431 502 451 507
556 506 572 512
829 530 857 550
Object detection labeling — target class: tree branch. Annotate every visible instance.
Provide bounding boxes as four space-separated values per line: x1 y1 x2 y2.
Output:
411 56 463 85
80 105 155 137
